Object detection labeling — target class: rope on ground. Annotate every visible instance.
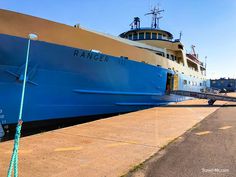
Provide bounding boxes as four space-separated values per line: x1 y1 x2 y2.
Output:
7 120 23 177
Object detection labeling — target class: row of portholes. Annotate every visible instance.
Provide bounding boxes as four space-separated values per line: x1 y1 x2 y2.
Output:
183 79 202 86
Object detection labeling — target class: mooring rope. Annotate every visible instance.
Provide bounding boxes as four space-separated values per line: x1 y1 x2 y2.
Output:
7 38 31 177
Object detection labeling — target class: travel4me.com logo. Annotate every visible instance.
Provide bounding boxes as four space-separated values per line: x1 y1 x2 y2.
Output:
202 168 229 173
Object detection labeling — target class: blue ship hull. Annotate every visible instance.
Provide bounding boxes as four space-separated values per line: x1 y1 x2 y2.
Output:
0 34 203 129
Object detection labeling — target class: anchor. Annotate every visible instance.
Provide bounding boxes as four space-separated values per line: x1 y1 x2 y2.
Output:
5 63 39 86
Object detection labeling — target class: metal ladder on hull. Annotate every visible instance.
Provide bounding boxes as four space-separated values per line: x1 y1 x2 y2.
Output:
171 90 236 105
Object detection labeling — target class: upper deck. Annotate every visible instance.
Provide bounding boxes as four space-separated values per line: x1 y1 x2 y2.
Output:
119 27 173 42
118 9 206 77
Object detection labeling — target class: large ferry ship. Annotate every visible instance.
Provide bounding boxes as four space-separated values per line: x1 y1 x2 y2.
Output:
0 8 206 136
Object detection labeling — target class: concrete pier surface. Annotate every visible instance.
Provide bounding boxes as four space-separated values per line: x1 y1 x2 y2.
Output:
0 99 228 177
129 104 236 177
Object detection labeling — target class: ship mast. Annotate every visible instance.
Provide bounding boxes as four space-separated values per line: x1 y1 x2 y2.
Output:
191 45 197 57
179 31 183 41
145 5 164 29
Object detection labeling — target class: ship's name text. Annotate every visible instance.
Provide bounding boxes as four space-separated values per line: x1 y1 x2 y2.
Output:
73 50 109 62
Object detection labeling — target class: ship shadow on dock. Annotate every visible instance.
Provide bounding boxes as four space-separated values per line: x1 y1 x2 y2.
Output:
161 104 236 108
2 103 236 142
0 113 123 142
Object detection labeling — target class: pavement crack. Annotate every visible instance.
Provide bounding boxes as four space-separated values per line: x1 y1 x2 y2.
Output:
55 131 158 148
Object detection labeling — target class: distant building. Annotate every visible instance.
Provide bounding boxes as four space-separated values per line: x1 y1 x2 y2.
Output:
210 78 236 92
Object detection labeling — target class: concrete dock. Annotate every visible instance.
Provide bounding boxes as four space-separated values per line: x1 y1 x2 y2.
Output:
0 99 228 177
129 103 236 177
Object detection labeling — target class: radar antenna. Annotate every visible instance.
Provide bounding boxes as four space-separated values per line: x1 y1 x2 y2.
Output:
145 5 164 29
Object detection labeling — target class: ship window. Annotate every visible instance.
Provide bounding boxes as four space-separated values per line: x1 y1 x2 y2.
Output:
200 83 202 86
167 54 169 59
120 56 129 59
139 32 144 40
158 33 162 39
183 80 187 85
163 34 167 39
146 32 151 39
171 55 174 61
128 34 132 40
133 33 138 40
152 33 157 39
156 52 164 56
178 44 183 50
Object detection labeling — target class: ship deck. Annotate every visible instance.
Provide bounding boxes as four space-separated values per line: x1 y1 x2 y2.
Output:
0 98 232 177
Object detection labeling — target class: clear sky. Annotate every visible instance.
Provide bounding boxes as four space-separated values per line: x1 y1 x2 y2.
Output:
1 0 236 79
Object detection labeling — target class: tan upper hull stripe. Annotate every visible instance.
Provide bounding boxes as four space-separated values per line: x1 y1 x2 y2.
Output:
0 9 205 79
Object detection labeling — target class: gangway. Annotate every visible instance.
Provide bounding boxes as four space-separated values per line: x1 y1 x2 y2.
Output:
171 90 236 105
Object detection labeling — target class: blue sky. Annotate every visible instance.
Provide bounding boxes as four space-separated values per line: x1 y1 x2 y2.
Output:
1 0 236 79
